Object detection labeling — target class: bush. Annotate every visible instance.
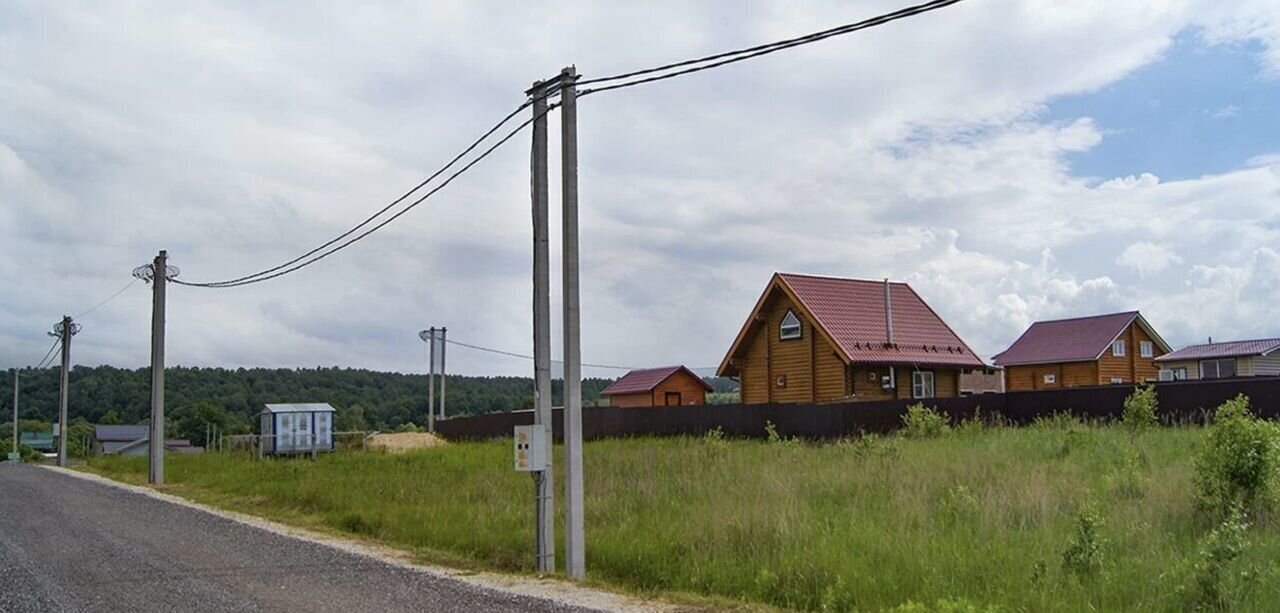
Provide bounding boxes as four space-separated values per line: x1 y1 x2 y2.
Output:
1105 449 1148 500
1122 384 1158 433
1062 503 1105 578
1180 506 1259 611
1192 395 1280 513
0 440 41 462
902 403 950 438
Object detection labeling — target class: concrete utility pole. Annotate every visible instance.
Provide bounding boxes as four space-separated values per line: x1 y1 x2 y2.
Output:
52 315 77 467
439 327 447 422
145 250 169 485
424 327 436 432
11 370 18 461
528 76 555 573
559 65 585 580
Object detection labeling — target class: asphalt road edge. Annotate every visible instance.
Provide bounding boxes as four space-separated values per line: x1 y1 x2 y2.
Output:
43 465 681 613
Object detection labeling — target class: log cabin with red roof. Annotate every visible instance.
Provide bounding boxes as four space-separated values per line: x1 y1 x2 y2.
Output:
601 366 713 408
992 311 1171 391
717 273 986 404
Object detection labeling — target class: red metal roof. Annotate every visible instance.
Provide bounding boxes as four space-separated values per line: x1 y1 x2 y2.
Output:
993 311 1149 366
1155 338 1280 362
601 366 712 396
776 273 984 368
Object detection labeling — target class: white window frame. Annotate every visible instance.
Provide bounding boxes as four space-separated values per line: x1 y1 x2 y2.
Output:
1112 340 1126 357
1043 373 1056 385
912 371 935 399
1173 367 1187 380
1139 341 1154 358
1110 377 1124 384
779 310 802 341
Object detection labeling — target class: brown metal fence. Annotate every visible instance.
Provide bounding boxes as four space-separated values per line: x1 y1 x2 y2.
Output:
436 376 1280 442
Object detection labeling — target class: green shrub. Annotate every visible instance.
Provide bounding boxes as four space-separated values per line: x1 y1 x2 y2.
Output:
956 408 986 436
702 427 728 454
1106 449 1149 500
1180 506 1259 611
887 598 1001 613
0 440 41 462
1192 395 1280 513
902 403 950 439
1062 503 1105 578
1122 384 1159 433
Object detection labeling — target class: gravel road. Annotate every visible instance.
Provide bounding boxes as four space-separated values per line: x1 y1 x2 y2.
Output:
0 463 600 613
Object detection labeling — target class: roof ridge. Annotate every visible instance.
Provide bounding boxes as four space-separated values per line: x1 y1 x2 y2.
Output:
777 271 908 285
1030 310 1140 325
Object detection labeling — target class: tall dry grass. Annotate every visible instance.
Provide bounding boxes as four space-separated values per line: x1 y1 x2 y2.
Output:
88 423 1280 611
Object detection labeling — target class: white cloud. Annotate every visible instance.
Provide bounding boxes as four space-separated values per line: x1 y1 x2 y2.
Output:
1 1 1279 377
1117 242 1184 277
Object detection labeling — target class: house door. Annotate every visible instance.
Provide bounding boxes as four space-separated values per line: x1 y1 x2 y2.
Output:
664 392 682 406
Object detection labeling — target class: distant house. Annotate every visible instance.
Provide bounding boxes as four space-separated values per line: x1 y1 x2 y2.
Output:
92 424 201 456
993 311 1171 391
1154 337 1280 380
601 366 712 407
93 424 150 455
259 403 336 455
717 273 986 404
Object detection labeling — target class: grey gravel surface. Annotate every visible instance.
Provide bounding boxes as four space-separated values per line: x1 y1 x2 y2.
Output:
0 464 599 613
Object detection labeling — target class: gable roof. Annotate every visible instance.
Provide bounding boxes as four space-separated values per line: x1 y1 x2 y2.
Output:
992 311 1171 366
1155 338 1280 362
94 424 149 442
601 366 713 396
261 403 337 414
718 273 985 376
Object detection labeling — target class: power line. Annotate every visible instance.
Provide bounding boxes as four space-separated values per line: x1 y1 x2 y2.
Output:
173 99 541 288
35 338 61 370
444 338 636 371
75 278 141 319
578 0 965 95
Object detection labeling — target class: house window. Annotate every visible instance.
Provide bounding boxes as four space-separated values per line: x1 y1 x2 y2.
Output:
779 310 802 340
912 371 935 399
1043 373 1056 385
1110 377 1124 384
1112 340 1126 357
1159 367 1188 381
1200 359 1237 379
1140 341 1154 358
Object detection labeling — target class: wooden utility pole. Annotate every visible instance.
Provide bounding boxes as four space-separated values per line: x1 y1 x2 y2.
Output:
54 315 75 467
148 250 168 485
529 76 555 573
559 65 585 580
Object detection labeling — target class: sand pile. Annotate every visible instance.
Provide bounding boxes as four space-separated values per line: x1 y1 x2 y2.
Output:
366 432 448 453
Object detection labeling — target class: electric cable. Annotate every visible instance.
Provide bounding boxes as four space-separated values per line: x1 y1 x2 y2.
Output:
75 278 141 319
579 0 965 96
174 100 538 288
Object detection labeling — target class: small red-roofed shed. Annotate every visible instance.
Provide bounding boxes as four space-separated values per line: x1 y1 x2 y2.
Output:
601 366 713 408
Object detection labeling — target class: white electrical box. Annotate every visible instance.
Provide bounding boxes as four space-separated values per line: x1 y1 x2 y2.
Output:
514 425 549 472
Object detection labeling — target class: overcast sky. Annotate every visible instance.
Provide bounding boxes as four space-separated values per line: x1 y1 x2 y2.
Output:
2 1 1279 378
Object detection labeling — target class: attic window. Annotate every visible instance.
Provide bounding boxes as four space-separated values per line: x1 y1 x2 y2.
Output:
780 310 802 340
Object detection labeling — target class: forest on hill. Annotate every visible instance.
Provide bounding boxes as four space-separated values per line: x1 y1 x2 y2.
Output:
1 365 739 441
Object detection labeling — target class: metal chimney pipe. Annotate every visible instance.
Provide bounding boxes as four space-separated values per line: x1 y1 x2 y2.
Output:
884 278 894 347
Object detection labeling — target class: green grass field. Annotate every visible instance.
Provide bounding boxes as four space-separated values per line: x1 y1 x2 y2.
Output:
86 422 1280 612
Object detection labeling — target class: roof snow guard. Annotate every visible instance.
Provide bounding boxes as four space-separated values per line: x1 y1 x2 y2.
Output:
992 311 1171 366
719 273 985 376
601 366 713 396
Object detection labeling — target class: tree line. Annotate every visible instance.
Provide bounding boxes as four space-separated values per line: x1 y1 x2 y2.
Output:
1 365 739 442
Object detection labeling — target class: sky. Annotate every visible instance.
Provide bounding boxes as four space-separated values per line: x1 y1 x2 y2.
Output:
2 0 1279 378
